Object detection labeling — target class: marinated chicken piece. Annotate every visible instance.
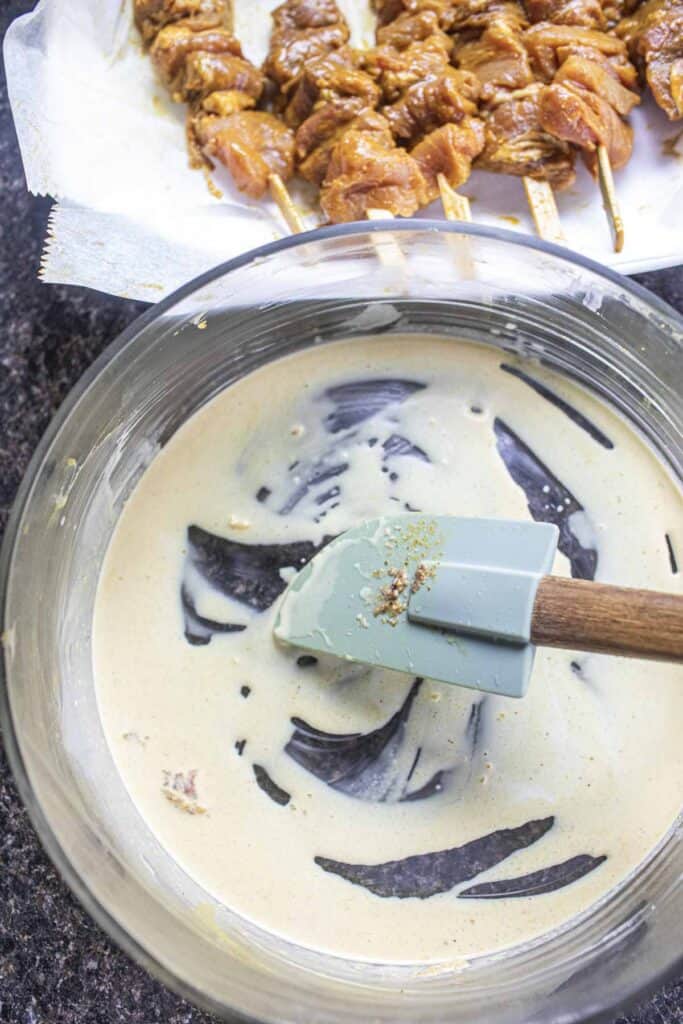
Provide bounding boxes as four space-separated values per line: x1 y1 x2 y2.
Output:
553 42 639 88
295 98 371 164
134 0 230 45
285 45 384 183
299 109 395 183
284 49 381 126
192 111 295 197
412 118 486 199
266 24 351 87
602 0 622 22
555 52 640 112
272 0 343 29
457 17 535 100
618 0 683 119
265 0 350 88
150 24 242 97
383 69 480 141
181 51 265 102
521 25 639 168
524 23 627 79
477 84 576 187
373 0 455 27
200 89 256 116
296 97 385 174
320 130 429 221
603 0 641 26
376 10 453 50
373 0 528 35
187 88 258 163
362 35 452 101
523 0 606 27
445 0 529 38
539 82 634 165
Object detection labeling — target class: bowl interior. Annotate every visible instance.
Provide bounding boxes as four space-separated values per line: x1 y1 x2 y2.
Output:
1 224 682 1024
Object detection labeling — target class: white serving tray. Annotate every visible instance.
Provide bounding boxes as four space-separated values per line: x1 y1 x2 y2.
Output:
5 0 682 302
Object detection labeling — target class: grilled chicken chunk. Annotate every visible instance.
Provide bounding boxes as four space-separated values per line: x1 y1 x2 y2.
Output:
134 0 230 45
617 0 683 119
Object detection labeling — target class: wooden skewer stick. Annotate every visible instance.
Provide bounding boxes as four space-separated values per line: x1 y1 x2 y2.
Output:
366 208 406 268
268 173 305 234
522 176 566 245
437 173 475 277
437 173 472 222
596 144 624 253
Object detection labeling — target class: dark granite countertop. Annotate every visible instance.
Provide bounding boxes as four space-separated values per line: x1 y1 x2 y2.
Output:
0 2 681 1021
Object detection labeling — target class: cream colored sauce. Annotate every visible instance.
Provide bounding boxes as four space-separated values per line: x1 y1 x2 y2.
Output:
93 336 683 964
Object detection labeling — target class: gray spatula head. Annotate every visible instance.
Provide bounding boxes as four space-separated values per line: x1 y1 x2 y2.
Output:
275 515 559 697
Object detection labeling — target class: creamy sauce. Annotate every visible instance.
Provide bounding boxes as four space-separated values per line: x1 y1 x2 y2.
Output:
93 335 682 964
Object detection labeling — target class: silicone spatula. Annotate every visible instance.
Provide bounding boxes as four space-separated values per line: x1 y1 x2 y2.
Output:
274 515 683 698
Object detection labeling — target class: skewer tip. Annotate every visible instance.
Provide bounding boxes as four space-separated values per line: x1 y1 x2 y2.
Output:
522 177 566 246
437 173 472 223
596 145 625 254
268 173 306 234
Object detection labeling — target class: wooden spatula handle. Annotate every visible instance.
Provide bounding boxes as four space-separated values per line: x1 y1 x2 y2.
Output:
531 576 683 661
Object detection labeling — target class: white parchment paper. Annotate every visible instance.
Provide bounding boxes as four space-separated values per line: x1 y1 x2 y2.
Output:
4 0 683 302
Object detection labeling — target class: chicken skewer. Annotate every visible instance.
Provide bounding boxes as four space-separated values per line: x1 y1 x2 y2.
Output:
264 0 475 279
521 12 641 250
267 2 484 223
370 1 570 240
616 0 683 121
135 0 305 231
611 0 681 247
267 5 447 221
442 0 572 242
430 0 636 248
362 13 484 221
374 0 637 249
367 6 573 239
135 0 646 251
524 0 682 124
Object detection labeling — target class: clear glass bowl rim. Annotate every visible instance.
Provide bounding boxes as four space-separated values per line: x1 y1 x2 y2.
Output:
1 220 681 1023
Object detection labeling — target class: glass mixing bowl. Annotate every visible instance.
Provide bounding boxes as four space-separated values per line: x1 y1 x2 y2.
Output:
1 223 681 1024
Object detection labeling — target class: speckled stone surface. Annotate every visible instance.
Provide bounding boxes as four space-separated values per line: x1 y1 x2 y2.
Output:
0 2 681 1021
